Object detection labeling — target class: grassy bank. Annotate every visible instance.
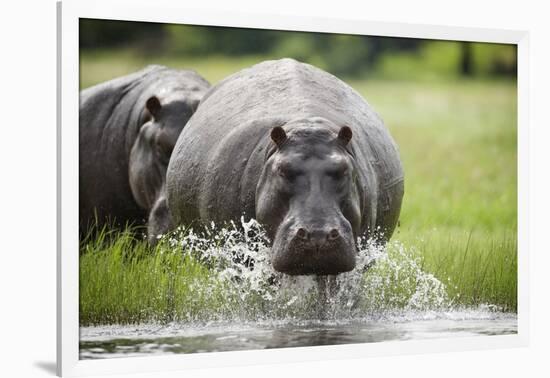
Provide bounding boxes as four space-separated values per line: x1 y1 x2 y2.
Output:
80 230 225 325
80 229 517 325
79 52 517 325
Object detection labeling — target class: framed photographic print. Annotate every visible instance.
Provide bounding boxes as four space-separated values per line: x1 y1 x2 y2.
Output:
57 0 529 376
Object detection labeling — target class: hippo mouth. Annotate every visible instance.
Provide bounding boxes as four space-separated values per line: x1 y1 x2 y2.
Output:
271 232 357 276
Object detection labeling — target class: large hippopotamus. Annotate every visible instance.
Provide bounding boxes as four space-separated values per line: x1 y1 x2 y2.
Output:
79 65 210 240
166 59 404 275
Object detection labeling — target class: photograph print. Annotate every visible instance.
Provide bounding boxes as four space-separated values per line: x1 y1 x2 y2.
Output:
77 18 518 359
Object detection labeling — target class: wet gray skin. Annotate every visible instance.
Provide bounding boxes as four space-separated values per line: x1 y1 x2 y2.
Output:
167 58 404 275
79 65 210 242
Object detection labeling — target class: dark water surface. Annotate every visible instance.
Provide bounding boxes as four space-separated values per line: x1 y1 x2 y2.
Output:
79 311 517 359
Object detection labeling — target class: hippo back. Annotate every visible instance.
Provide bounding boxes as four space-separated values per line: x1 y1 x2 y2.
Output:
167 58 403 238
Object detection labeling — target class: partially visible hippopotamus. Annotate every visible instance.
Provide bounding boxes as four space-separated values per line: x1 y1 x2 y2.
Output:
166 58 404 275
79 65 210 241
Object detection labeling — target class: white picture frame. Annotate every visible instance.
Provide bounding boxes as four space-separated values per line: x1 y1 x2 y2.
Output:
57 0 529 376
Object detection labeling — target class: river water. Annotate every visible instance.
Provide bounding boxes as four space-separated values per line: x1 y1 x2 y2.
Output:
79 220 517 359
80 310 517 359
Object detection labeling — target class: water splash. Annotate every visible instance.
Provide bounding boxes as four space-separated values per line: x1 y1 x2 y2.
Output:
160 218 453 323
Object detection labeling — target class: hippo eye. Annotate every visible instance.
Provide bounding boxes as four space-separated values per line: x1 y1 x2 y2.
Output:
155 141 171 164
327 167 348 180
277 166 298 181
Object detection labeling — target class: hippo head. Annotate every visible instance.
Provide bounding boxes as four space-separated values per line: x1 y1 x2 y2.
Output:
256 119 362 276
129 94 200 211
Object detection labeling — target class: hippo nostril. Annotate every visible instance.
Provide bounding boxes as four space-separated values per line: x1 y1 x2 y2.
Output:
296 228 308 240
328 229 340 240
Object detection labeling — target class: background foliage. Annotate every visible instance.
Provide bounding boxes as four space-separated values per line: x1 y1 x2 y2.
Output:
80 18 516 81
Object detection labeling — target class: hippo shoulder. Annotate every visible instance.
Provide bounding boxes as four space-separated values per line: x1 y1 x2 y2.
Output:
167 116 280 225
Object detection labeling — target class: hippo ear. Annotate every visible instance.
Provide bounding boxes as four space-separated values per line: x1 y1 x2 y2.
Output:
145 96 162 118
337 126 353 145
271 126 287 148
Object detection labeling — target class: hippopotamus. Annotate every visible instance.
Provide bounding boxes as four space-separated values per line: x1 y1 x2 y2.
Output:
166 58 404 275
79 65 210 241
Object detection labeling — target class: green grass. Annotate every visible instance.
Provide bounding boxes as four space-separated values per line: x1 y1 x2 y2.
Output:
80 229 517 325
79 51 517 325
79 227 320 325
395 230 517 310
80 229 228 325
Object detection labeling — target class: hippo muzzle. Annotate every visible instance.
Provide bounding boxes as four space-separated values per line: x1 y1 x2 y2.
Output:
271 217 357 275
